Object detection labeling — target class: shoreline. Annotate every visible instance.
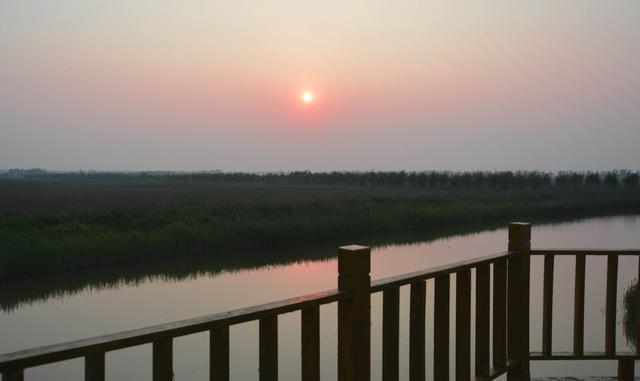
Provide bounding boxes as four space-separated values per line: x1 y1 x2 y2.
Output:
1 212 638 313
0 189 640 282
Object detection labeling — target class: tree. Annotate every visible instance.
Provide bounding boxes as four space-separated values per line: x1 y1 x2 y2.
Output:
585 173 601 187
623 172 639 188
603 172 619 189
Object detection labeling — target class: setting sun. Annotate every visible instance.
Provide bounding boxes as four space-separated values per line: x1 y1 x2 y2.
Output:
301 90 314 104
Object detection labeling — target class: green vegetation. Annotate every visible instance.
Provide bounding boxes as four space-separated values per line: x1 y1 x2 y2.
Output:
0 222 510 312
1 171 639 280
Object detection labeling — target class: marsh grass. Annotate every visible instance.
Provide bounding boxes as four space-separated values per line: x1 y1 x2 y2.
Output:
1 179 639 280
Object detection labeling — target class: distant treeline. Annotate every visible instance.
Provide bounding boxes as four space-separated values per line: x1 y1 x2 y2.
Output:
2 169 639 190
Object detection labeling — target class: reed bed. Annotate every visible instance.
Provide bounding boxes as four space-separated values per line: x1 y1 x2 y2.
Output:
1 175 639 280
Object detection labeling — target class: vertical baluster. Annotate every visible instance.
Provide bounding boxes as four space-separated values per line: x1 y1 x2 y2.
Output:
475 264 490 378
456 270 471 381
605 255 618 355
210 323 229 381
1 370 24 381
434 275 450 381
542 254 554 356
492 260 507 370
259 316 278 381
382 288 400 381
573 255 585 355
618 359 635 381
302 306 320 381
85 352 105 381
410 280 426 381
153 338 173 381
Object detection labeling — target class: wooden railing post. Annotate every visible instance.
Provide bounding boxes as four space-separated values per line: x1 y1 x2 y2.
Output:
618 359 634 381
382 288 400 381
1 370 23 381
456 269 471 381
210 323 229 381
302 306 321 381
475 264 491 378
573 255 585 355
542 254 554 356
409 281 426 381
434 275 450 381
85 352 105 381
152 338 173 381
338 245 371 381
605 255 618 355
507 222 531 381
259 316 278 381
493 260 507 370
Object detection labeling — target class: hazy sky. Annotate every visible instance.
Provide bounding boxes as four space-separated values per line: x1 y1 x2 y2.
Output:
1 1 639 171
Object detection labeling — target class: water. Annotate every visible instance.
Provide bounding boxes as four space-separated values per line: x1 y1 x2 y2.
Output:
1 215 639 380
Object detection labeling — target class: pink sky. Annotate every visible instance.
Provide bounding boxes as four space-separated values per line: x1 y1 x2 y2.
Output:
1 1 639 171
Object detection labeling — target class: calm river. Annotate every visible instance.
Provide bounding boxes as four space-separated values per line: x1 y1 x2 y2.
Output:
1 216 639 380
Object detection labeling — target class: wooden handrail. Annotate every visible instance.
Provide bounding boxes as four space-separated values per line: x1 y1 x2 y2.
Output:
531 249 640 255
0 288 346 372
369 250 517 293
530 352 640 360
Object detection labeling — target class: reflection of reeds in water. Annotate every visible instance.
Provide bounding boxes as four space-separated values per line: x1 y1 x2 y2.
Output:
623 280 639 350
0 221 507 313
2 216 634 315
0 244 332 313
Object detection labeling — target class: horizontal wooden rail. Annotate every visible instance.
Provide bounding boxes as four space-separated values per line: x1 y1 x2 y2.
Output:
531 249 640 255
530 352 640 360
0 288 346 373
370 251 516 293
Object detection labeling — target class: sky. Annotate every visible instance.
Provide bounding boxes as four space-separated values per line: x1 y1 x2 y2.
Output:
1 1 639 172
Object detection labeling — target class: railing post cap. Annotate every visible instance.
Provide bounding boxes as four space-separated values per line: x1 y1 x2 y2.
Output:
338 245 370 276
509 222 531 242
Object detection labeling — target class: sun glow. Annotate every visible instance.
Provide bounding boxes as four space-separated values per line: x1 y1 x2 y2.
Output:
301 90 314 104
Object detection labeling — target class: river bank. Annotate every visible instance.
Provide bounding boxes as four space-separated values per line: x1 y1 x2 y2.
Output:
1 179 639 280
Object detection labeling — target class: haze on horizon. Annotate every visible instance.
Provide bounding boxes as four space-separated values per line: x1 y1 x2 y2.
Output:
1 1 639 172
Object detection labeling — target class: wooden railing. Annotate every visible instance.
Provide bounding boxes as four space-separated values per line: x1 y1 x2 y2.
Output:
1 222 639 381
529 248 640 380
